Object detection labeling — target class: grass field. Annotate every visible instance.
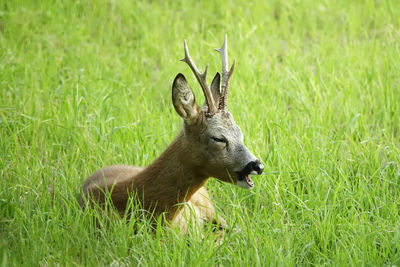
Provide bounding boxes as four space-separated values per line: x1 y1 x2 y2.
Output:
1 0 400 265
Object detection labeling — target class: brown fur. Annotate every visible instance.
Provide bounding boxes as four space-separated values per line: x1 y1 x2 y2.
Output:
80 131 227 231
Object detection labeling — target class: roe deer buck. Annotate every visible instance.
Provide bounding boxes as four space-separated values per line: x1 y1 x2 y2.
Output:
80 35 264 232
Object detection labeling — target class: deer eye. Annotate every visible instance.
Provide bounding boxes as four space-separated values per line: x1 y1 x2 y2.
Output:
211 137 226 143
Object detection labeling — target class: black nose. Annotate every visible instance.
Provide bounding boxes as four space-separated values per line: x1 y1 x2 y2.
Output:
251 160 264 175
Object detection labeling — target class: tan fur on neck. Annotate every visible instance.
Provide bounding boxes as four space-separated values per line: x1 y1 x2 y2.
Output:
81 131 209 223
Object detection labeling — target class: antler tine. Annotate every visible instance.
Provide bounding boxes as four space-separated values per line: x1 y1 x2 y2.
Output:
180 40 217 115
215 34 236 110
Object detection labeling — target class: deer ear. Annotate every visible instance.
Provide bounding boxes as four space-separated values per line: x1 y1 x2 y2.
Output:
172 73 201 123
210 73 221 107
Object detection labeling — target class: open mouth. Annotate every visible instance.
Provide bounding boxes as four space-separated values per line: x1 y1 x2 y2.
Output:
235 163 262 189
242 174 254 188
236 172 257 189
234 160 264 189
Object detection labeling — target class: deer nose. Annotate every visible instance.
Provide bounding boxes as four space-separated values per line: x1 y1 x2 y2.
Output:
250 160 264 175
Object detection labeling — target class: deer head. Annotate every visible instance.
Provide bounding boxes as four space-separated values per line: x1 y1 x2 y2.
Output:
171 35 264 189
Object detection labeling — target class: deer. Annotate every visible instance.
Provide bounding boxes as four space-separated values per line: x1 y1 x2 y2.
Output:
80 35 264 233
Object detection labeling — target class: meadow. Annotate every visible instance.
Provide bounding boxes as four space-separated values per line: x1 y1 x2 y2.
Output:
1 0 399 265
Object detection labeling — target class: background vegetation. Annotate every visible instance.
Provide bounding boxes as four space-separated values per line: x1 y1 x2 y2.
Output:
1 0 399 265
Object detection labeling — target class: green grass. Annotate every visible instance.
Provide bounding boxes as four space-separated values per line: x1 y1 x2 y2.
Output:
1 0 400 265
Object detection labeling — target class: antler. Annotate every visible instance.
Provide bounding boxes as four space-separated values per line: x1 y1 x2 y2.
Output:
215 34 236 110
180 40 217 115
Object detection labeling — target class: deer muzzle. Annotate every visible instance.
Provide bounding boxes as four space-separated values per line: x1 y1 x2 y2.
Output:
235 159 264 189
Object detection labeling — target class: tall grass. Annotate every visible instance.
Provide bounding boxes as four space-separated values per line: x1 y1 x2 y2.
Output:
1 0 399 265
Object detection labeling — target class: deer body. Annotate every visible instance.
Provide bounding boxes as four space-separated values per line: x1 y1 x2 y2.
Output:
83 131 217 224
81 36 263 232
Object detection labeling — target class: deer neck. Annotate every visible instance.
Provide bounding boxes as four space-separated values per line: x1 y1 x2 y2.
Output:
132 130 208 221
